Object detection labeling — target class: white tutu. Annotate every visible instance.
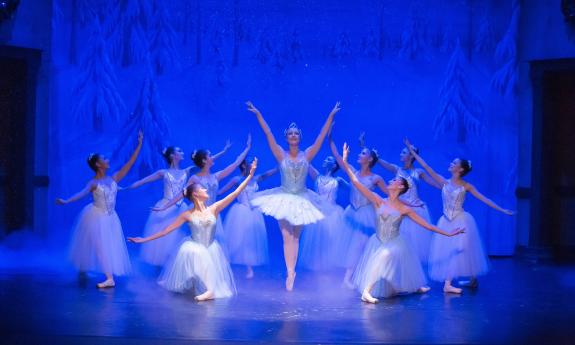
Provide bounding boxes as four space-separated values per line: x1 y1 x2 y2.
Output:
352 234 426 298
140 199 189 266
298 203 344 270
428 211 490 281
400 204 433 264
158 239 236 298
339 204 377 269
251 187 324 226
69 204 131 275
224 202 269 266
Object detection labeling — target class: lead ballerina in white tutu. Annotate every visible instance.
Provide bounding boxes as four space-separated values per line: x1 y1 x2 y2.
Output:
298 157 348 271
218 158 277 278
56 131 143 288
126 143 232 266
128 159 259 301
246 101 340 291
405 139 514 294
339 143 464 304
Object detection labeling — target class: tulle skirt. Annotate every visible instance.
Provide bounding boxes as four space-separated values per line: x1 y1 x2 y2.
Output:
352 234 426 298
251 187 324 226
158 239 236 298
428 211 490 281
69 204 131 275
337 204 377 269
224 202 269 266
400 204 432 264
298 203 345 271
140 199 189 266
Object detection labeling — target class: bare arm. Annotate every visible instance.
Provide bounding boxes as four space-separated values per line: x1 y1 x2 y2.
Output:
217 176 240 196
55 181 95 205
211 139 232 161
419 170 443 189
377 159 399 174
374 175 389 195
215 134 251 181
308 165 319 180
113 131 144 182
404 207 464 236
336 176 350 188
127 212 188 243
256 167 278 182
404 138 447 187
330 137 356 174
341 143 383 207
465 183 515 215
246 101 284 162
126 170 164 190
305 102 340 161
212 158 258 215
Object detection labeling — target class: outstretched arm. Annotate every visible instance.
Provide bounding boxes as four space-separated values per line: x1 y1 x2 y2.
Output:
113 131 143 182
213 158 258 215
305 102 340 161
55 181 95 205
336 176 350 188
308 165 319 180
256 167 278 182
215 134 252 181
212 139 232 161
404 138 446 187
217 176 240 196
374 175 389 195
465 183 515 215
419 170 444 189
404 207 464 236
125 170 164 190
377 159 399 174
330 136 356 174
128 212 188 243
246 101 284 162
341 143 383 207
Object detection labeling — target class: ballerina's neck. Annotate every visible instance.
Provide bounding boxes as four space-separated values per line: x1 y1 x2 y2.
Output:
358 166 372 176
94 171 107 179
197 167 211 176
169 161 181 169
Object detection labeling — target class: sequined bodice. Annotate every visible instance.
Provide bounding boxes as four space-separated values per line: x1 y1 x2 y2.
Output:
396 168 424 205
192 174 219 205
315 175 339 204
442 182 466 221
163 169 188 203
280 153 309 194
238 180 259 206
375 203 403 242
188 213 217 247
351 173 378 209
92 177 117 214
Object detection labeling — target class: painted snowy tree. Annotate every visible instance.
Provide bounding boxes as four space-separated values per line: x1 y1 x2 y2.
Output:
399 0 426 59
107 0 150 67
150 1 181 75
113 68 170 176
491 1 520 96
68 0 99 65
72 21 125 132
433 40 483 144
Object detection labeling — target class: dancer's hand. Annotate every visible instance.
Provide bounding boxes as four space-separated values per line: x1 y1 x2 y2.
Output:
249 157 258 176
330 101 341 116
403 137 415 152
137 130 144 144
246 101 260 115
359 131 366 148
127 237 145 244
502 209 515 216
223 139 232 152
342 142 350 164
449 227 465 236
55 198 67 205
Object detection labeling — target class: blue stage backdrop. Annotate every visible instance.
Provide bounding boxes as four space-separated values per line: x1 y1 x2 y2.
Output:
47 0 518 261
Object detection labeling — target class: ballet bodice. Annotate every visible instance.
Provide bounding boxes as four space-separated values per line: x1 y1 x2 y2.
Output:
238 180 259 206
350 173 378 209
192 174 219 206
163 169 188 204
188 212 217 247
280 152 309 194
396 168 424 206
442 182 466 221
375 202 403 242
92 177 117 214
315 175 339 204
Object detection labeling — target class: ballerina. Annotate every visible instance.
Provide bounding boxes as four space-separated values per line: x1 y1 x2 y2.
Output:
128 159 259 301
298 156 348 271
328 130 388 288
405 138 514 293
124 142 231 266
218 158 277 278
246 101 340 291
56 131 143 288
153 136 252 253
339 143 464 303
361 132 440 264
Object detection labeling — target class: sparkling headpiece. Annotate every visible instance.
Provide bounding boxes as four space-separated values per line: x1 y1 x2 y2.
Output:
191 150 198 160
284 122 302 138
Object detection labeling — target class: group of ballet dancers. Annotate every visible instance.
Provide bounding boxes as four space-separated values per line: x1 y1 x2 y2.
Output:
56 101 514 303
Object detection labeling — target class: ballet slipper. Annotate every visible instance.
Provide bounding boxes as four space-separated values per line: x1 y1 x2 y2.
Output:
417 286 431 293
361 290 379 304
97 279 115 288
443 281 462 294
195 290 215 301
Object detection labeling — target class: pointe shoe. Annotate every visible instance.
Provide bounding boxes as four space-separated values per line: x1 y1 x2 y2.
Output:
97 279 115 288
195 291 215 301
286 271 296 291
361 290 379 304
458 278 478 288
417 286 431 293
443 284 462 294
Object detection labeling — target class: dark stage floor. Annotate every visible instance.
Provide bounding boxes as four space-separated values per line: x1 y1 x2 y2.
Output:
1 257 574 344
